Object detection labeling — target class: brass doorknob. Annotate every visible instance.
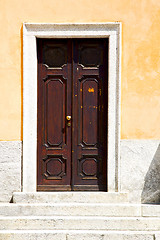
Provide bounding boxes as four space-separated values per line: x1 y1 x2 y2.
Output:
66 116 71 121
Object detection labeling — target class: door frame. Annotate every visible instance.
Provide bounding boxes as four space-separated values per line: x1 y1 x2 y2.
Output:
22 23 121 192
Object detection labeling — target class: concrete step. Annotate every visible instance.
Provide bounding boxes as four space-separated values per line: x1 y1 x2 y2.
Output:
12 192 128 204
0 216 160 230
0 230 157 240
0 203 141 217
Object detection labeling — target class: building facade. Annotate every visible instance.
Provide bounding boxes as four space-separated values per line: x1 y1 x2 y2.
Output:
1 0 160 204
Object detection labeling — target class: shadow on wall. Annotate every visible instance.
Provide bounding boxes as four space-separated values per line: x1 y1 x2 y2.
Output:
142 143 160 203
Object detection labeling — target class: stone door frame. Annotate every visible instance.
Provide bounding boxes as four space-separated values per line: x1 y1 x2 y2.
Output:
23 23 121 192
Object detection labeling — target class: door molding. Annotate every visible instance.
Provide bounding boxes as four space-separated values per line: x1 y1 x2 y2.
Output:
23 23 121 192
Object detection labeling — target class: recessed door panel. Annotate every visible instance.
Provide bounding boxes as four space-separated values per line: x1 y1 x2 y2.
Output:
45 78 66 147
37 39 108 191
82 78 98 146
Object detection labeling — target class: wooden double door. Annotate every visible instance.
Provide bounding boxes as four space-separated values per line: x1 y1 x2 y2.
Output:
37 38 108 191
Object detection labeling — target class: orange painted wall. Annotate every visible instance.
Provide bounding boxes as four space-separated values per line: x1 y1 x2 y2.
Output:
0 0 160 140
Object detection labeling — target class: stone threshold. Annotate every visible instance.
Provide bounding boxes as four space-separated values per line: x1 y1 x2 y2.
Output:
12 192 128 204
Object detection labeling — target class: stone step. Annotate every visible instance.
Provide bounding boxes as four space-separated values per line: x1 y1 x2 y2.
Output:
0 203 141 217
0 230 157 240
0 216 160 231
0 203 159 217
12 192 128 204
142 204 160 217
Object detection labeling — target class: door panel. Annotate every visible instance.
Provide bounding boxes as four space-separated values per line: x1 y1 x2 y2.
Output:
37 39 72 191
72 39 108 190
37 39 108 191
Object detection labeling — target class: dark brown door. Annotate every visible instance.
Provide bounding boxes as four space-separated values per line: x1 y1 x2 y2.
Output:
37 39 108 191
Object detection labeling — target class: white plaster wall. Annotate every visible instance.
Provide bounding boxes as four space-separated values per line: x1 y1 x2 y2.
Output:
120 140 160 203
0 141 21 202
